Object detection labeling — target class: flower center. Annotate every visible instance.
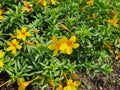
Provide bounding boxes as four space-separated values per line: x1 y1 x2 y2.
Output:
12 44 17 48
22 32 26 35
56 42 61 48
27 5 32 9
67 41 72 46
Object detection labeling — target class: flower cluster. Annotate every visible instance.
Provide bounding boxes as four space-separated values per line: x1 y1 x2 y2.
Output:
6 27 31 54
22 0 56 12
48 36 79 56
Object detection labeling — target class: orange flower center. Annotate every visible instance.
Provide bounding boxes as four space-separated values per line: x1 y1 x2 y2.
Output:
67 41 72 46
56 42 61 48
27 5 32 9
22 32 26 35
12 44 17 48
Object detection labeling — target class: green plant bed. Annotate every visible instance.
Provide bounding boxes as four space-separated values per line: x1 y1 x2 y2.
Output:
0 0 120 90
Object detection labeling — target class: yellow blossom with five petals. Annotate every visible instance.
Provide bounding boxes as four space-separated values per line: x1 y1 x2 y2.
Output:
6 39 22 54
63 75 80 90
16 27 31 41
60 36 79 55
22 1 33 12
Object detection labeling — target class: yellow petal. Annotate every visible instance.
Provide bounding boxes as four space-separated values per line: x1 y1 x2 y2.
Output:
67 79 73 85
66 47 72 55
50 0 55 5
17 78 25 86
22 36 26 41
23 1 28 6
26 32 31 36
22 27 27 32
60 43 67 51
22 7 28 11
48 44 55 50
53 49 58 56
6 41 12 46
6 47 12 51
73 81 80 86
17 35 22 40
72 43 79 49
56 83 63 90
0 60 4 67
11 49 16 54
60 49 66 53
0 51 4 58
61 36 68 42
52 36 57 42
0 15 4 20
63 86 74 90
0 9 3 15
113 23 119 28
16 29 21 34
17 45 22 50
69 36 76 42
12 39 18 44
40 0 47 7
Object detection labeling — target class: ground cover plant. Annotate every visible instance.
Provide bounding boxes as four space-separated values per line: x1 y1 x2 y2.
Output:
0 0 120 90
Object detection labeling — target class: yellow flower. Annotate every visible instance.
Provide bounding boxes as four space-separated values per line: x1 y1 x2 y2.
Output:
16 27 31 41
56 83 63 90
22 1 33 12
17 77 39 90
0 60 3 67
0 51 4 58
87 0 94 6
48 36 62 56
104 15 119 28
60 36 79 55
50 0 55 5
40 0 47 7
63 79 80 90
6 39 22 54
